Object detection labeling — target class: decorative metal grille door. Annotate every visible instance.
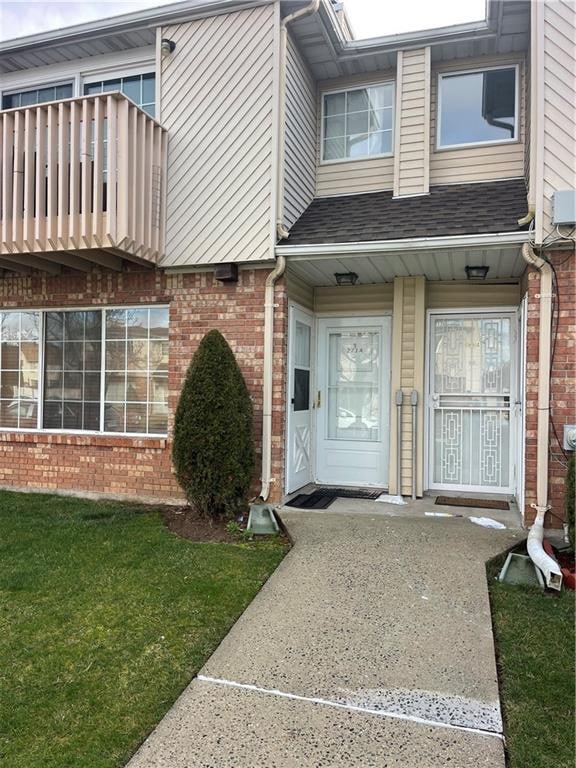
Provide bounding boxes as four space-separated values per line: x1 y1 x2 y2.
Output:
428 313 515 492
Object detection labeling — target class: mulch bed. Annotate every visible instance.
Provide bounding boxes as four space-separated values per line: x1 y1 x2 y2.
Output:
160 506 239 542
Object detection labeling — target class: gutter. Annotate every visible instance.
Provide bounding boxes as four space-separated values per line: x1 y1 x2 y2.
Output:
276 231 530 259
521 242 562 590
259 0 319 502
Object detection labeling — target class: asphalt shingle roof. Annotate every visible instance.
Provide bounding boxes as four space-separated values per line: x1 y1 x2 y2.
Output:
283 179 528 245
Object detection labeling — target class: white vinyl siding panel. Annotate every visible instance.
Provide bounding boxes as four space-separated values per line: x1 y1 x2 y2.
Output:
160 5 277 266
426 281 521 309
430 56 526 185
315 74 395 197
284 33 316 230
541 0 576 238
394 48 430 197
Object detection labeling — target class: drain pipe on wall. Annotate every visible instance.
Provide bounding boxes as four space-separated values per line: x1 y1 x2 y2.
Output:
260 0 319 501
521 242 563 591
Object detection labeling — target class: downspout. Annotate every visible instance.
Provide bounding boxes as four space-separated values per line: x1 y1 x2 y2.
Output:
260 0 319 501
521 242 562 590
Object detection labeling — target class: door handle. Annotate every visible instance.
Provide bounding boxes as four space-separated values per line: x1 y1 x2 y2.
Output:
316 390 321 409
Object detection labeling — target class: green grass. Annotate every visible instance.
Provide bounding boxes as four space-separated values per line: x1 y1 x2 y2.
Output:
490 575 575 768
0 490 287 768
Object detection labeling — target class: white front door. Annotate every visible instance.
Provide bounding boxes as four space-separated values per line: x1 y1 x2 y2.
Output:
315 316 391 487
286 306 313 493
427 312 516 493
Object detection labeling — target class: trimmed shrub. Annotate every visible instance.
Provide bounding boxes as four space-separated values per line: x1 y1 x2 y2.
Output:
566 452 575 550
172 330 255 519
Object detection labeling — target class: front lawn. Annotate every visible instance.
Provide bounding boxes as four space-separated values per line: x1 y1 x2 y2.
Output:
0 491 287 768
490 578 575 768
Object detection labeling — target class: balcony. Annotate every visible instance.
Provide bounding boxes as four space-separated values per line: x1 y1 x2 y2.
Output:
0 93 167 274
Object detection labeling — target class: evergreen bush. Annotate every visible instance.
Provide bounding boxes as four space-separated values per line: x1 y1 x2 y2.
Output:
172 330 255 519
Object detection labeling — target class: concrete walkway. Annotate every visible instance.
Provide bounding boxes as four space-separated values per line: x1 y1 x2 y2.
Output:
128 508 522 767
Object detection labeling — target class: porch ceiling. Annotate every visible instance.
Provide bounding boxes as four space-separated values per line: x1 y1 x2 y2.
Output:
285 246 526 286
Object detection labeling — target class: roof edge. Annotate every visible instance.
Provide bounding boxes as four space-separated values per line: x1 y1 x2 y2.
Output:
0 0 272 53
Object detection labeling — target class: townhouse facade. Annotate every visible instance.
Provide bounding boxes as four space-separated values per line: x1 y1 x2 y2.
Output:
0 0 574 527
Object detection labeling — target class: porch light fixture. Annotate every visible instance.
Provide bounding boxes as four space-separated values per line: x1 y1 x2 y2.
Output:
334 271 359 286
465 265 490 280
161 38 176 56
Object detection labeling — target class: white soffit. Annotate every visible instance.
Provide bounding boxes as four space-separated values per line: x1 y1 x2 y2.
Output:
285 246 526 286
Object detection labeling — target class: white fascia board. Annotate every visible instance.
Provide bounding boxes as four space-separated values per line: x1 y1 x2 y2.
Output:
275 231 530 260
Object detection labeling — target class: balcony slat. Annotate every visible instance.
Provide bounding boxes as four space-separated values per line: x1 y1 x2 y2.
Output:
1 112 14 250
23 108 35 250
80 98 92 247
34 107 47 249
117 97 130 248
57 102 70 247
92 96 104 245
107 95 118 244
68 101 80 248
46 105 58 248
12 110 24 250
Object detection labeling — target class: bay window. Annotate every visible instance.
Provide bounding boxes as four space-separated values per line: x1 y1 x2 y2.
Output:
0 306 168 435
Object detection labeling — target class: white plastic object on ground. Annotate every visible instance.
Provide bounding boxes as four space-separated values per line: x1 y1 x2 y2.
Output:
469 517 507 529
375 494 407 505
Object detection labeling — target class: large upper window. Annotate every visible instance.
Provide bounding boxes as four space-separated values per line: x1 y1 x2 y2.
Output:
0 307 168 435
322 83 394 163
2 83 73 110
438 67 518 148
84 73 156 117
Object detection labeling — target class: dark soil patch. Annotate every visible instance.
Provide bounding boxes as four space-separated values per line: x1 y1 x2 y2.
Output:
160 506 236 542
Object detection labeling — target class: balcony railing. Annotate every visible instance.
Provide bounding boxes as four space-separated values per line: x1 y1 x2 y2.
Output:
0 93 167 269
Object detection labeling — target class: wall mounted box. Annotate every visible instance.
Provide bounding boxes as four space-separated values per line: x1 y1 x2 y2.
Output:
552 190 576 226
214 263 239 282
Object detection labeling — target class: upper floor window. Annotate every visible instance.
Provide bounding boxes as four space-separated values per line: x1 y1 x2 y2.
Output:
2 82 73 110
83 73 156 117
438 66 518 149
321 82 394 163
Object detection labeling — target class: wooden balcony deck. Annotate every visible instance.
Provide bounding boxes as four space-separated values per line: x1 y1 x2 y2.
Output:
0 93 167 275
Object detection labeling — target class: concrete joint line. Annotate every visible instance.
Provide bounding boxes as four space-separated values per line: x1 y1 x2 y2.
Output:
197 675 504 740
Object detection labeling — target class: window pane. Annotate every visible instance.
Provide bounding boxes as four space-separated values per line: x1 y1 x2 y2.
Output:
122 75 141 103
293 369 310 412
126 403 147 433
43 311 100 431
370 108 392 131
347 111 369 135
148 403 168 434
323 137 346 161
439 68 516 147
84 83 102 96
149 340 168 372
369 131 392 155
324 92 345 116
56 84 73 100
324 114 345 139
104 403 124 432
368 84 393 109
347 89 369 112
142 73 155 105
149 307 169 338
106 309 126 339
0 311 40 429
347 133 370 158
103 78 121 93
127 308 148 338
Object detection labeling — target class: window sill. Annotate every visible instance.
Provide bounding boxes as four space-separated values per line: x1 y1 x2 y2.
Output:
0 431 168 449
434 138 520 152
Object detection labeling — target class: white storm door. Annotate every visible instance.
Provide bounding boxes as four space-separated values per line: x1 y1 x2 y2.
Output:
316 316 391 487
428 313 516 493
286 306 313 493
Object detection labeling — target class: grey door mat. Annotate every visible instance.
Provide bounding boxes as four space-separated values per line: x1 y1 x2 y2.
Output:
435 496 510 511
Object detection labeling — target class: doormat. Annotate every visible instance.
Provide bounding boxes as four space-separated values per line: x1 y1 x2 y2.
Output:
284 492 335 509
435 496 510 511
285 488 383 509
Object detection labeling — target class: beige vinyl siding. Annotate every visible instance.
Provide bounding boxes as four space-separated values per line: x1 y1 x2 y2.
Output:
159 5 278 267
426 281 521 308
389 277 426 496
430 56 526 185
286 272 314 311
541 0 576 238
284 33 316 230
316 73 395 197
394 48 430 197
314 283 394 313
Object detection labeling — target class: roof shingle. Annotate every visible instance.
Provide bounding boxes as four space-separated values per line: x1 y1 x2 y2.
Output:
283 179 528 245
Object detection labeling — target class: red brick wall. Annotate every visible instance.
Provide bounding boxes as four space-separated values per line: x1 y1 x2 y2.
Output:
524 250 576 527
0 267 287 504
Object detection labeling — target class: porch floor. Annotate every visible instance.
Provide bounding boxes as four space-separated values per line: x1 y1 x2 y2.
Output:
281 486 523 529
128 509 523 767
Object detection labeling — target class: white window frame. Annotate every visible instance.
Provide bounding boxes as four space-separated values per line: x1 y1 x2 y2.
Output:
320 80 395 165
436 64 520 151
0 304 169 438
